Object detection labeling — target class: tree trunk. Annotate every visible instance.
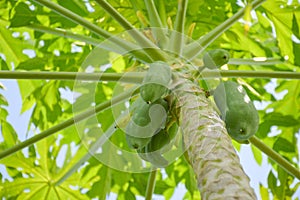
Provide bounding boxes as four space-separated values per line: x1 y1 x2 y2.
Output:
172 78 257 200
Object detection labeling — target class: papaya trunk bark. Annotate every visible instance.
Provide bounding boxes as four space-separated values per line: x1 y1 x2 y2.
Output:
172 78 257 200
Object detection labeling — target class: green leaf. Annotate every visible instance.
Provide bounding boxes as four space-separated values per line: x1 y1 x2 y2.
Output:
0 154 44 178
277 166 288 200
273 137 295 153
10 2 38 27
273 80 300 117
124 188 136 200
154 179 172 194
87 165 112 199
0 57 9 70
184 165 199 195
57 0 88 17
18 80 43 113
16 57 47 70
41 81 60 111
0 107 8 121
251 144 263 165
130 172 149 196
0 26 29 67
225 24 267 56
0 177 45 198
263 112 299 127
0 94 8 106
259 184 270 200
292 14 300 66
263 1 298 65
267 171 277 195
292 42 300 67
1 121 18 148
55 186 89 200
48 11 78 28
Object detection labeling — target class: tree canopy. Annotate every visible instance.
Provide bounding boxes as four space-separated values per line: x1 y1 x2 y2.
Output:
0 0 299 199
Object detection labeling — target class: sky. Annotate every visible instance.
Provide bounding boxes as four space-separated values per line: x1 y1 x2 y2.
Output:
0 79 299 199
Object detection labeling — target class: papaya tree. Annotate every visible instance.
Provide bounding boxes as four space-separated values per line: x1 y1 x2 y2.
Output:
0 0 299 199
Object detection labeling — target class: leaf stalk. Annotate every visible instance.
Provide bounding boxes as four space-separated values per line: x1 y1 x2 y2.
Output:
184 0 266 59
0 88 137 159
145 168 157 200
249 136 300 180
0 71 144 83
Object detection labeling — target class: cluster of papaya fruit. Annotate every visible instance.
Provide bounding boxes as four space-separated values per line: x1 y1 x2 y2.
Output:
203 49 259 143
124 49 260 167
125 62 178 167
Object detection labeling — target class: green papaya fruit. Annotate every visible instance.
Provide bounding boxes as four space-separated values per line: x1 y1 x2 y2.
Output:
129 96 147 114
153 98 169 111
137 147 149 162
213 81 259 142
126 134 151 149
137 130 170 167
137 147 169 167
137 147 168 167
203 49 230 69
144 151 168 167
126 97 169 138
140 62 172 103
140 84 169 104
146 129 170 152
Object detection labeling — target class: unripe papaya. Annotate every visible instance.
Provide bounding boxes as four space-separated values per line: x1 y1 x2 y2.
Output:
137 147 168 167
144 151 168 167
137 147 149 161
213 81 259 142
153 98 169 111
140 62 172 103
129 96 147 114
126 134 151 149
126 97 168 138
203 49 230 69
136 129 171 167
146 129 170 152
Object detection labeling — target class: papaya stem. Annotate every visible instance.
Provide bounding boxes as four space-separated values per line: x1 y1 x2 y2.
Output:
249 136 300 180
